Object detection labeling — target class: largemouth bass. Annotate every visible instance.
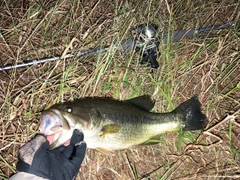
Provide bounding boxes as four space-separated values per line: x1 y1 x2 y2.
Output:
39 95 207 153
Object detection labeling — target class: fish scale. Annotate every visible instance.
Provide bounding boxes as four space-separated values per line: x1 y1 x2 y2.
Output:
39 95 208 153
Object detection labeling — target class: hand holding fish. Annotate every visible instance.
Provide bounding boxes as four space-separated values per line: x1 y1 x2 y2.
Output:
10 129 86 180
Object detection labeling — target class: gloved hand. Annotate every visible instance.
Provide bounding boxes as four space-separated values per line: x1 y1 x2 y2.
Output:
16 129 86 180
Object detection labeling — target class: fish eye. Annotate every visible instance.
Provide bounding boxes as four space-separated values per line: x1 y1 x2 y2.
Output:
66 107 72 113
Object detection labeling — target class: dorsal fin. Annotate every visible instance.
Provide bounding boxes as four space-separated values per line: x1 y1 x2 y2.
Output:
127 95 155 111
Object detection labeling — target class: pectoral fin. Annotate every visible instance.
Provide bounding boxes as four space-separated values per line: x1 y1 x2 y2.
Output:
100 124 121 137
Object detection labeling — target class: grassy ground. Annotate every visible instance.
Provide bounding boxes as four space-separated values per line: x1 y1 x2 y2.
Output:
0 0 239 179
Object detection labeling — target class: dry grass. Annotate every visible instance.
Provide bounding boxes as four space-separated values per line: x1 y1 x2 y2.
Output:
0 0 239 179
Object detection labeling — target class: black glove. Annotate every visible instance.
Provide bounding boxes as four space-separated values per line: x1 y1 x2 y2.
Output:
16 129 86 180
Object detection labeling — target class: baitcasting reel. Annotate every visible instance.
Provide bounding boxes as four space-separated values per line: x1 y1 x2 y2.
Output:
133 24 160 69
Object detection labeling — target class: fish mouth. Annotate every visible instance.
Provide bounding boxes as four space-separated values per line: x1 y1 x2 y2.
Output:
39 109 70 146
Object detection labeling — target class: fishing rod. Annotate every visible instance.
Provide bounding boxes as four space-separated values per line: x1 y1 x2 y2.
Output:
0 21 237 71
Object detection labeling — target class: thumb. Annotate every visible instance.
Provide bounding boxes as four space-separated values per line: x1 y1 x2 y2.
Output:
63 129 84 158
69 141 86 167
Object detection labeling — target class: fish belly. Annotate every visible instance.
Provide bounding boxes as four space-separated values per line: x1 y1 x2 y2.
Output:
84 119 181 150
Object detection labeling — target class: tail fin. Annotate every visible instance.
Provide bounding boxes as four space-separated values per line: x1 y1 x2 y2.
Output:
173 95 208 131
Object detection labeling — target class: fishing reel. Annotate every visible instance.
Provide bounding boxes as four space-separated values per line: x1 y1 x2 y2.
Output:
133 24 160 69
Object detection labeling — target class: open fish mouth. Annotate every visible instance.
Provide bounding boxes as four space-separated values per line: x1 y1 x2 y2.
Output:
39 109 70 145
